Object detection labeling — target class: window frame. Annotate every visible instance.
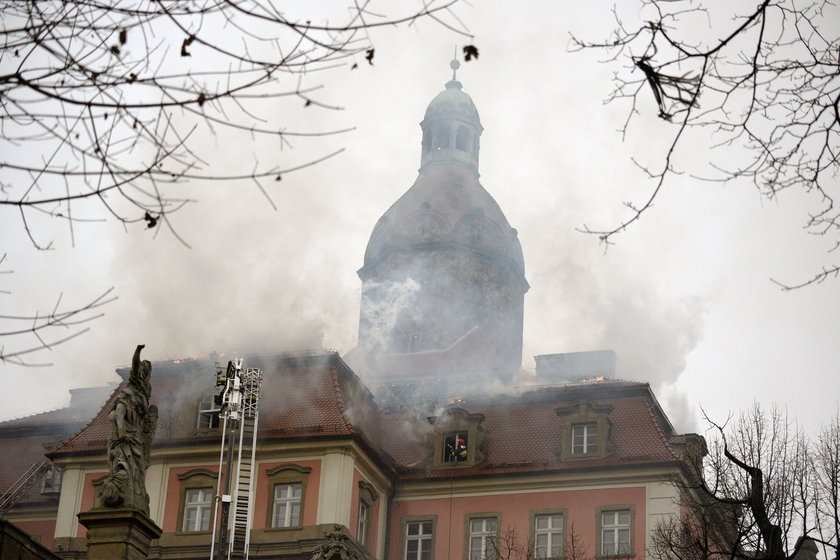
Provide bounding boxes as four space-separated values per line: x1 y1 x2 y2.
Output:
196 393 221 430
530 508 567 560
271 481 303 528
176 468 218 534
356 480 379 547
401 516 437 560
554 400 614 461
357 498 370 545
430 408 486 469
264 464 311 530
595 506 635 558
464 513 501 560
571 423 598 455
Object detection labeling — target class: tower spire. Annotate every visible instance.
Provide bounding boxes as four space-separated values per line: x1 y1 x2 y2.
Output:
450 48 460 81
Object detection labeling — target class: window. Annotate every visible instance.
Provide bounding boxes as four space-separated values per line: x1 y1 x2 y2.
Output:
41 465 62 494
430 408 486 468
176 468 218 533
599 509 632 556
443 432 469 462
456 126 470 151
197 394 221 429
572 423 598 455
405 520 434 560
357 500 370 545
183 487 213 532
468 517 497 560
554 400 614 461
534 513 564 559
272 482 302 527
265 464 311 529
435 124 450 149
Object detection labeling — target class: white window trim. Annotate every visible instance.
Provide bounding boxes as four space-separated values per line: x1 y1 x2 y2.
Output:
599 508 632 557
534 513 564 559
357 499 370 545
405 520 434 560
572 423 598 455
468 517 498 560
182 487 212 532
271 482 302 528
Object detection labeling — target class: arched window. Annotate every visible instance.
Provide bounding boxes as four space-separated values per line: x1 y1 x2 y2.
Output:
421 129 431 156
434 124 450 149
196 394 221 429
456 126 470 151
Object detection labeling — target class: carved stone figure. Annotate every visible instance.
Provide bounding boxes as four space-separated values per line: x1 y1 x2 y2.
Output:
100 345 158 514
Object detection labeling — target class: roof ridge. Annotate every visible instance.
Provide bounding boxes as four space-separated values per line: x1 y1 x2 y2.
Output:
48 381 122 458
329 363 354 433
0 406 67 424
642 393 681 461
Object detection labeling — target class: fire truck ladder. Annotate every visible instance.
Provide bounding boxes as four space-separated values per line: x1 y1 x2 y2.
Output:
210 361 263 560
229 367 262 559
0 460 50 518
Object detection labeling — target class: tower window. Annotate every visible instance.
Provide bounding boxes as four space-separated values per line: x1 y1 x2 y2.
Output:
435 124 450 149
456 126 470 151
443 432 469 462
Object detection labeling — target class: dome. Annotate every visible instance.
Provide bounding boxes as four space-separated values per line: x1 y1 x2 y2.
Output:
419 69 483 174
423 80 482 125
360 164 525 279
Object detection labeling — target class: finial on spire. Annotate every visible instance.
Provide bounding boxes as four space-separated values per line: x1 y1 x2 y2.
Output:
450 56 460 81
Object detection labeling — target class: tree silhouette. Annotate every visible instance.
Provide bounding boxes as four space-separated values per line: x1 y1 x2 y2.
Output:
0 0 469 365
572 0 839 288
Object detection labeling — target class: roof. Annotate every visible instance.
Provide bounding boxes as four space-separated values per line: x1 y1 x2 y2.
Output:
378 380 682 479
47 353 686 483
423 80 481 126
0 384 113 506
360 163 525 277
49 352 389 470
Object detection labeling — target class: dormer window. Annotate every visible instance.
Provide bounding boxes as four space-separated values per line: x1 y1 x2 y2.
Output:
197 394 221 429
429 408 485 469
443 432 469 462
572 423 598 455
555 400 614 461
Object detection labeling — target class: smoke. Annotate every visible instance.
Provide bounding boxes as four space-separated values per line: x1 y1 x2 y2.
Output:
357 277 422 352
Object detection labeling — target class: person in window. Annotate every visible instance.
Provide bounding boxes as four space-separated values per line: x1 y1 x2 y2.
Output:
455 438 468 461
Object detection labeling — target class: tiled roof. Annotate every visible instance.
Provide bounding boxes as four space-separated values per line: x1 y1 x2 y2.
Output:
49 352 385 461
0 385 113 505
379 381 681 478
47 352 685 482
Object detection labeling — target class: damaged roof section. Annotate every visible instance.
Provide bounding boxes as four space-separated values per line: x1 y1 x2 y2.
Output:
44 352 686 484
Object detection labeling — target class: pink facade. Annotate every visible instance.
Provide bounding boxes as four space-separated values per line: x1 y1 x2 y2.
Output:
389 487 647 560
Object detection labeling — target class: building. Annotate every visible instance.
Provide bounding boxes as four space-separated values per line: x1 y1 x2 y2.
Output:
0 62 704 560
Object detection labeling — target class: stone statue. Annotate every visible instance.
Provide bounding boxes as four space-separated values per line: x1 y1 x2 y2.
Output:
100 344 158 514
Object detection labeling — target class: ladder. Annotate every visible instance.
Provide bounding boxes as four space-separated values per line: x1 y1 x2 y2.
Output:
210 360 262 560
229 368 261 559
0 460 50 518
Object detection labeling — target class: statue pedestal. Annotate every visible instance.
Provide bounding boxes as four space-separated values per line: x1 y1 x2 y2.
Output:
78 509 161 560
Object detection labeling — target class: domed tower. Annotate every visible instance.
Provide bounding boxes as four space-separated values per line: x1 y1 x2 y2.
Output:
355 60 529 379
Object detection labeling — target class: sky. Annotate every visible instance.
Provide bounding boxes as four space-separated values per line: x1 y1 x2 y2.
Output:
1 0 838 435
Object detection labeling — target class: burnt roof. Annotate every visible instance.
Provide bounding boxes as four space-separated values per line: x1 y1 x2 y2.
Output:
46 352 686 482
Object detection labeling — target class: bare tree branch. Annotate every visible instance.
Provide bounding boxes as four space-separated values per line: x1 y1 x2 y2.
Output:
572 0 840 288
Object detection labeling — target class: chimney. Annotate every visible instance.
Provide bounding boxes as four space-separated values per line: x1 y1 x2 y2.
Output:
533 350 617 383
